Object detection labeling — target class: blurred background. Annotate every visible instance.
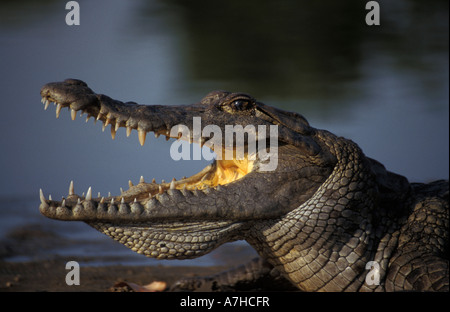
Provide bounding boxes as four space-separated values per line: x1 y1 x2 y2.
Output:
0 0 448 266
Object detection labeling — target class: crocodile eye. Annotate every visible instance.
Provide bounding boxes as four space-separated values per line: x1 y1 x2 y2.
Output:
231 100 252 111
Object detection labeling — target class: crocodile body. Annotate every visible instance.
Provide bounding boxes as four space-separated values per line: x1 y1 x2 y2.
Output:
39 79 449 291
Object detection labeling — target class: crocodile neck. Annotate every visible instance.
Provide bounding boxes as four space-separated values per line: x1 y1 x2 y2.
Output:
247 131 405 291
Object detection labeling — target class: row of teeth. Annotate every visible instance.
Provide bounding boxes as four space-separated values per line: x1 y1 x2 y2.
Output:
39 177 219 207
41 97 205 147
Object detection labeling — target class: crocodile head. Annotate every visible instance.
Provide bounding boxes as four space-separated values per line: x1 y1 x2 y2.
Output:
39 79 336 260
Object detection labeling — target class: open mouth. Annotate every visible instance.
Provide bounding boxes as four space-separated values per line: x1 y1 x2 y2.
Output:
39 96 255 205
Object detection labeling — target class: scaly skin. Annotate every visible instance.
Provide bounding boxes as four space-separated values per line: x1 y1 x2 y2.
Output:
39 79 449 291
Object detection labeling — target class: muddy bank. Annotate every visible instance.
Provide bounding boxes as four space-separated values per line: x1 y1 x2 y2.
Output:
0 258 228 292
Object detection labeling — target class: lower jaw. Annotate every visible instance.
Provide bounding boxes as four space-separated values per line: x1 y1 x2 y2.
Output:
89 220 245 260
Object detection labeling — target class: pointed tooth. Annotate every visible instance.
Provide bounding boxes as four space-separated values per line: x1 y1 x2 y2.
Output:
100 197 105 203
158 185 163 194
85 115 91 123
108 191 111 197
111 198 114 204
134 198 137 203
115 122 120 132
111 126 116 140
49 194 52 200
152 178 156 183
102 122 107 132
170 180 176 190
61 199 66 207
41 98 45 104
82 192 85 197
56 104 62 118
120 187 124 194
126 126 132 137
69 181 74 196
138 129 147 146
86 187 92 200
105 118 111 127
44 100 50 110
128 180 133 188
140 176 145 183
77 198 81 204
71 109 77 121
121 197 125 204
161 179 165 184
96 113 102 121
39 189 46 203
98 192 101 198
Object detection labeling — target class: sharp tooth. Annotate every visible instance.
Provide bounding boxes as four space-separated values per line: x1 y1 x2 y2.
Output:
161 179 165 184
111 126 116 140
71 109 77 121
77 198 81 204
138 129 146 146
102 122 107 132
82 192 85 197
134 198 137 203
86 187 92 200
44 100 50 110
121 197 125 204
41 98 45 104
126 126 132 137
108 192 111 197
158 185 163 194
49 195 52 200
120 187 124 194
56 104 62 119
69 181 74 196
128 180 133 187
152 178 156 183
100 197 105 203
96 113 102 121
140 176 145 183
115 122 120 132
39 189 46 203
105 118 111 127
61 199 66 207
98 192 101 198
86 115 91 123
170 180 176 190
111 198 115 204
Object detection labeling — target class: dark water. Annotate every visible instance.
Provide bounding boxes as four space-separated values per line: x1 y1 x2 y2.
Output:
0 0 448 265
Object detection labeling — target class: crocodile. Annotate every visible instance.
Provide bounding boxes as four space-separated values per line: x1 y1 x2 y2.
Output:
38 79 449 292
